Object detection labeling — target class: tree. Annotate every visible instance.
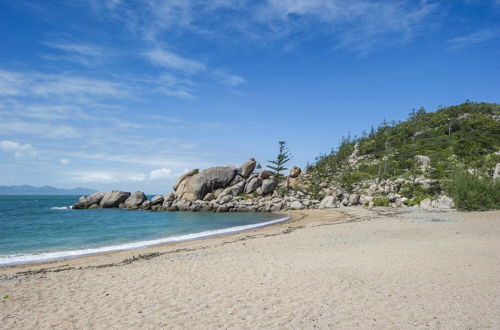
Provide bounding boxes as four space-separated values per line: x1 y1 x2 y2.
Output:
267 141 291 181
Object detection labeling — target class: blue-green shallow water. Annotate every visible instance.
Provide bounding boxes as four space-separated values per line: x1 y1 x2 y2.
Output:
0 196 287 266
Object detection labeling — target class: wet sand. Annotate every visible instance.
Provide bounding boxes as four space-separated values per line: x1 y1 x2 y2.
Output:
1 208 499 329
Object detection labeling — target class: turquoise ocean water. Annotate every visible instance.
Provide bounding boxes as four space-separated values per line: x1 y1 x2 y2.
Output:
0 196 287 266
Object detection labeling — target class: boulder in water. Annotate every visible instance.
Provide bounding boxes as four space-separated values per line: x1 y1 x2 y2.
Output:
100 190 131 208
123 191 147 209
72 192 104 209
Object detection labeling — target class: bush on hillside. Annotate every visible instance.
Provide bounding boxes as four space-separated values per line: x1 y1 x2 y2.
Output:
443 168 500 211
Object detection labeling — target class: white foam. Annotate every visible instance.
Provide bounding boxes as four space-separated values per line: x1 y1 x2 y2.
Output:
0 215 289 267
51 206 72 210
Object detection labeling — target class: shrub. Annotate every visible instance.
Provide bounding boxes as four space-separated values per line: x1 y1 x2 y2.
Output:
403 195 433 207
372 196 390 207
443 168 500 211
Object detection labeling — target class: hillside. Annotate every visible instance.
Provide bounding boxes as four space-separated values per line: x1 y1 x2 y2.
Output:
0 185 97 195
301 101 500 209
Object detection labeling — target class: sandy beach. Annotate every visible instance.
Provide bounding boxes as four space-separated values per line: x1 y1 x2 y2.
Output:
1 207 499 329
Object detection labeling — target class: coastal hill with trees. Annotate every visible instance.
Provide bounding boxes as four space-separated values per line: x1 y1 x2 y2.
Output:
304 101 500 210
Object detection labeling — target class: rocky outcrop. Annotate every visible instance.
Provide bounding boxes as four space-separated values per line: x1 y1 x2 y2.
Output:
173 169 199 191
72 192 104 209
175 166 237 201
100 190 131 208
494 163 500 180
415 155 431 170
72 157 456 213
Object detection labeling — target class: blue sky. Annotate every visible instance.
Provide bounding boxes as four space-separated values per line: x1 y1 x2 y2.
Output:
0 0 499 194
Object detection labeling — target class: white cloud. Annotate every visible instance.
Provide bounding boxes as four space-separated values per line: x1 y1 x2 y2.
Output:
71 168 173 183
14 144 38 160
128 173 147 182
144 48 206 73
0 71 25 96
60 158 71 165
149 167 173 180
0 140 20 152
0 140 38 160
447 28 498 51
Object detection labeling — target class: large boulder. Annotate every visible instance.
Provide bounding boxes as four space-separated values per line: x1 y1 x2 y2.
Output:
261 179 277 195
290 201 303 210
237 158 257 178
150 195 164 206
437 195 454 209
419 198 432 209
245 177 262 194
72 192 104 209
123 191 147 209
289 166 302 178
219 180 246 198
259 170 273 179
173 169 199 191
100 190 131 208
229 175 244 186
319 196 336 208
175 166 237 201
348 194 361 206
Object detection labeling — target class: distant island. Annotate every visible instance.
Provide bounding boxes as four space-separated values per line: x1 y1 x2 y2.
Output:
0 185 97 195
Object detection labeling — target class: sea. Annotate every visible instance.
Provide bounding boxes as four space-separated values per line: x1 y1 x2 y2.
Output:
0 195 287 267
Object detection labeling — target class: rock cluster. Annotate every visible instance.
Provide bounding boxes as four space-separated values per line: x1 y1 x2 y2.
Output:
72 157 457 212
72 159 305 212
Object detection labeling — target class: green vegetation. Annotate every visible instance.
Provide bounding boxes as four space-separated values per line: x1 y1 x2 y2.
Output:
267 141 292 181
443 168 500 211
307 102 500 187
372 196 390 207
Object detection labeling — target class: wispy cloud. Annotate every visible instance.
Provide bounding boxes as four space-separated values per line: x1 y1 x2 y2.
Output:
257 0 438 54
42 42 109 66
98 0 437 55
0 120 82 139
0 70 127 100
447 28 498 51
144 47 206 73
213 70 246 86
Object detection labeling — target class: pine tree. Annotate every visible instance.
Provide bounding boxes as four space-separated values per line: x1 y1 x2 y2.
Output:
267 141 291 181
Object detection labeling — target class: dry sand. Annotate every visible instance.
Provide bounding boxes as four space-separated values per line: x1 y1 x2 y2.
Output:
1 208 499 329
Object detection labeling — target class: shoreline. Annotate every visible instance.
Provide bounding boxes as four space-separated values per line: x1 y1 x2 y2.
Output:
0 212 291 269
1 208 499 328
0 211 307 274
